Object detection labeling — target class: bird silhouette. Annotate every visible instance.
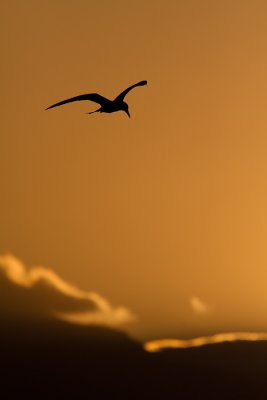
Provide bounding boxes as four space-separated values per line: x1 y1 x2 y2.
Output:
46 80 147 118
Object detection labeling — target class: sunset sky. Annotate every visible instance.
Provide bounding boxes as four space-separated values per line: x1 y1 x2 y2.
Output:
1 0 267 342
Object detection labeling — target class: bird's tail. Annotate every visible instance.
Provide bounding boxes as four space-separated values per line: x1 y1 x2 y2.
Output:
86 108 101 115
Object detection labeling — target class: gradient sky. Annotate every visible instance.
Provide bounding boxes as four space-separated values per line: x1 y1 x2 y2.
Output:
1 0 267 340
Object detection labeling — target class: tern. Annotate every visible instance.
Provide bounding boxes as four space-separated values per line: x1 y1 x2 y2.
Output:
46 80 147 118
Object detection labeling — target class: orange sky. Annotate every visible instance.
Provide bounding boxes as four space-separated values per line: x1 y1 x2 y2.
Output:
1 0 267 340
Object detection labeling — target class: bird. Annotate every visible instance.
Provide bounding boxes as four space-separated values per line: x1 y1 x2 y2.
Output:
46 80 147 118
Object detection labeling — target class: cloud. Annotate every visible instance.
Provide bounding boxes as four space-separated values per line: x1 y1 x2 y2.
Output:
0 254 134 327
144 332 267 352
190 296 209 314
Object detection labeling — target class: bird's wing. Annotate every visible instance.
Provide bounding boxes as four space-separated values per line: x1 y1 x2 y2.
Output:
46 93 111 110
114 80 147 102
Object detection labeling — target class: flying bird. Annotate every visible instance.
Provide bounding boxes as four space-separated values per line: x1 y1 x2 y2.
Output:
46 80 147 118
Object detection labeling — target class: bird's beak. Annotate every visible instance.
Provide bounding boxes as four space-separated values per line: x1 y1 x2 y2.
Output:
125 109 131 118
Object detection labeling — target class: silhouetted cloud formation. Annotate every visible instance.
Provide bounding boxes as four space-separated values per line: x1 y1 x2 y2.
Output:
1 253 267 357
0 254 134 326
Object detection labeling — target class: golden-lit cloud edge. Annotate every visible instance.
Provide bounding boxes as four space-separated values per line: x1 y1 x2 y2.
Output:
0 254 134 327
144 332 267 352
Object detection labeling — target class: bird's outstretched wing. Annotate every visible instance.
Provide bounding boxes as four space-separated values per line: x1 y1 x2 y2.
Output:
46 93 111 110
114 80 147 102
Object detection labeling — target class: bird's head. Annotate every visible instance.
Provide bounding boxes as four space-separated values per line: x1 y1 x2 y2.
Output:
122 102 130 118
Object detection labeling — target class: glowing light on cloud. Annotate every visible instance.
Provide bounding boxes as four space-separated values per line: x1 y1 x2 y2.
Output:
0 254 134 327
144 332 267 352
190 296 209 314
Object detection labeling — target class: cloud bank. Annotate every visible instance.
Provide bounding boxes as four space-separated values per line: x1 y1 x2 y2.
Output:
1 254 267 353
0 254 134 327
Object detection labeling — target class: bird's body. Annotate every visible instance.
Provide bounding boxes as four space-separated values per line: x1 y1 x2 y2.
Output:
46 80 147 118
